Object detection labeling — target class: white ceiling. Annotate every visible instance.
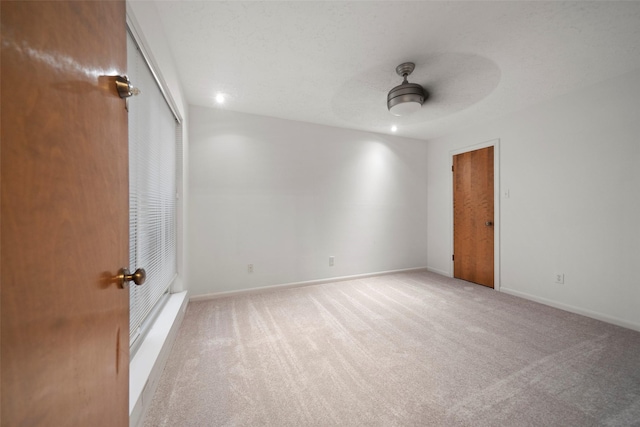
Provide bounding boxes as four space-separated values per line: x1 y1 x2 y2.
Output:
151 1 640 140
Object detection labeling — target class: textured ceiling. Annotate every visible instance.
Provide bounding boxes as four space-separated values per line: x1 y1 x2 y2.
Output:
150 1 640 140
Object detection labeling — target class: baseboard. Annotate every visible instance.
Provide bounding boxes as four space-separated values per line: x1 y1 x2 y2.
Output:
500 287 640 333
129 291 189 427
190 267 430 302
426 266 451 277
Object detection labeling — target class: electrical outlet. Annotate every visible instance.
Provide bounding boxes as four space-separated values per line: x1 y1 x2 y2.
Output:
555 273 564 284
248 264 253 273
329 256 334 267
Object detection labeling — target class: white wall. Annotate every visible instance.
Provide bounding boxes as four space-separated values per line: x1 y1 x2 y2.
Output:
125 5 192 427
188 107 428 296
427 69 640 330
127 1 189 292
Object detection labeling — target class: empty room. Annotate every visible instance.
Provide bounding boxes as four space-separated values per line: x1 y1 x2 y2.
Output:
2 1 640 426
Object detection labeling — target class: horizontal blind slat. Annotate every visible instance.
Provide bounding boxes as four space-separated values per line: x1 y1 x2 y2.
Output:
127 33 177 344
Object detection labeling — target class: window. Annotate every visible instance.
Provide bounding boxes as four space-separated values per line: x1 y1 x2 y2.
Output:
127 29 180 350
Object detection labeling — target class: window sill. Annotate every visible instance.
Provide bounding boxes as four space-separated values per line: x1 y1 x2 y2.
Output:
129 291 188 427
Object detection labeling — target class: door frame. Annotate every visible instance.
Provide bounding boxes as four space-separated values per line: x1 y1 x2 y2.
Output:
449 139 501 290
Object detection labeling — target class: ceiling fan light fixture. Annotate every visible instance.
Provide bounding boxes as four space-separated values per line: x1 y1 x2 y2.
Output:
387 62 426 116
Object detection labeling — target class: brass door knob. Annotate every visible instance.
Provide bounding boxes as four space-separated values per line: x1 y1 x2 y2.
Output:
115 75 141 99
117 268 146 289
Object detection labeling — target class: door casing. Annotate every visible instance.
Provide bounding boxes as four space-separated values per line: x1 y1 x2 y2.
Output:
449 139 500 290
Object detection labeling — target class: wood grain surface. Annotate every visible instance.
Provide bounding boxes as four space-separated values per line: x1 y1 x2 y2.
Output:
1 1 129 424
453 146 494 288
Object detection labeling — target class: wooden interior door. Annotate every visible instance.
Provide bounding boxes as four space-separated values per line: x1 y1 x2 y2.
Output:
453 146 494 288
1 1 129 425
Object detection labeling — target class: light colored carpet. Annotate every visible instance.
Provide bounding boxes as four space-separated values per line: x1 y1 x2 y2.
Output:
143 271 640 426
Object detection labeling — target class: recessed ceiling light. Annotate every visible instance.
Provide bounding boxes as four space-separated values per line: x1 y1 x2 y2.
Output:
215 93 225 104
391 125 398 132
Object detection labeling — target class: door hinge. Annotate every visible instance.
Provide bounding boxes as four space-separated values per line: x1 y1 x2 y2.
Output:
452 165 454 172
452 254 455 261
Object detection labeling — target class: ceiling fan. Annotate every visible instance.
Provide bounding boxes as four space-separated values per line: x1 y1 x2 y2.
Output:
387 62 428 116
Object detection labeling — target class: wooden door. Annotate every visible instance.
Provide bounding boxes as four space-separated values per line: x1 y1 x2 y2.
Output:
1 1 129 425
453 146 494 288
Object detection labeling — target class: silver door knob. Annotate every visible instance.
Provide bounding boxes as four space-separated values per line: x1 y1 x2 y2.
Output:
117 268 146 289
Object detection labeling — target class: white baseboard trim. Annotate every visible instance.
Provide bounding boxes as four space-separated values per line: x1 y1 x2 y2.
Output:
500 287 640 333
129 291 189 427
190 267 430 302
426 266 451 277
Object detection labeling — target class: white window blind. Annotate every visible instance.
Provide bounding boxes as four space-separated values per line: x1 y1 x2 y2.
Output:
127 31 177 346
